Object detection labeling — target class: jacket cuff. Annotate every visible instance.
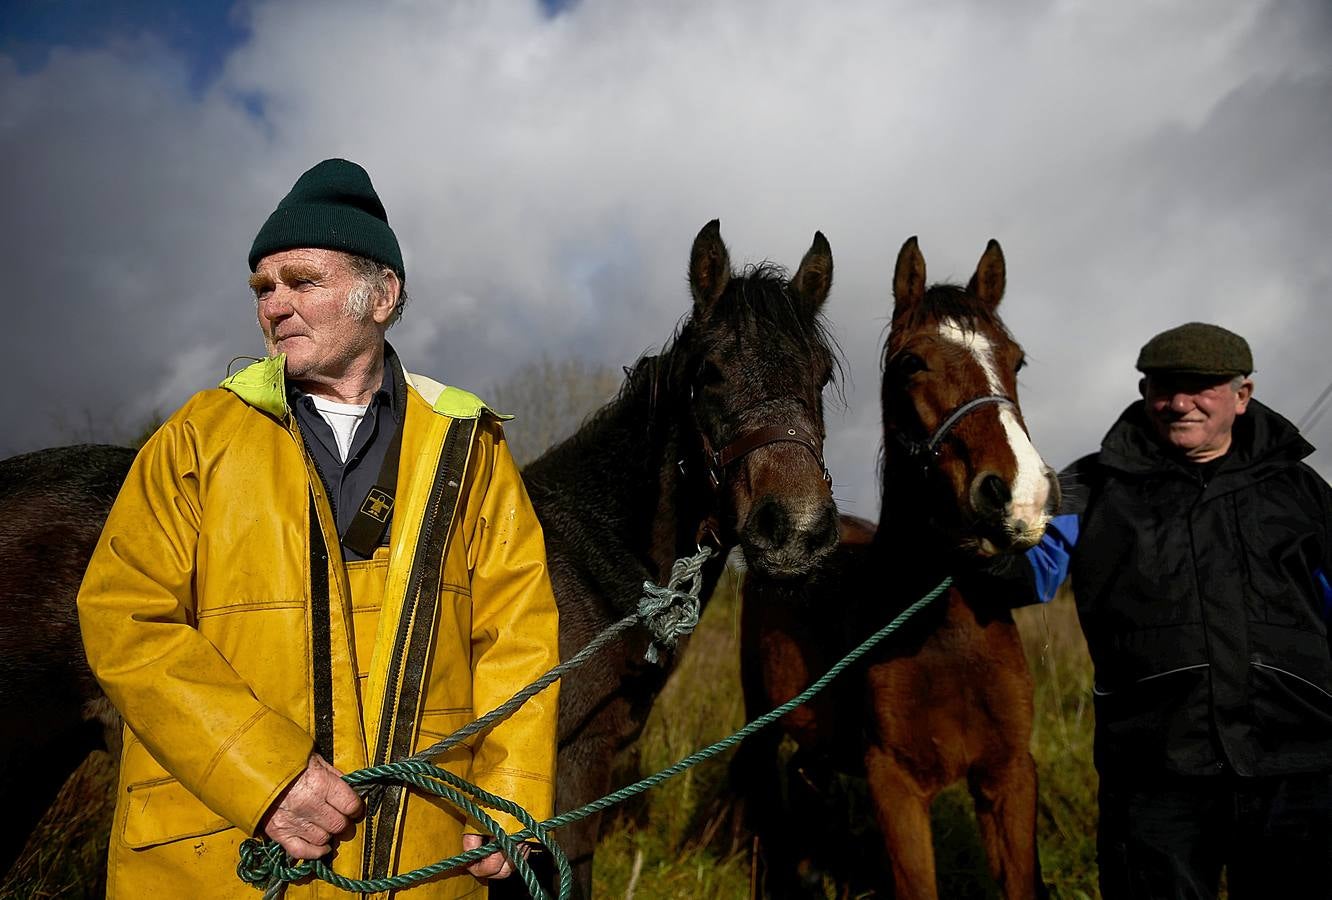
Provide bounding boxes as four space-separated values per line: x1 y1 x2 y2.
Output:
193 707 316 834
468 770 555 840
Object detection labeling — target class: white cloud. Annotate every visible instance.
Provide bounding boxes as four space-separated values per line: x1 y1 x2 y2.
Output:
1 0 1328 502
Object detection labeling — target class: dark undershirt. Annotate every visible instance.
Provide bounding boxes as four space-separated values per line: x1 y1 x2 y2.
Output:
1193 450 1231 485
291 344 406 561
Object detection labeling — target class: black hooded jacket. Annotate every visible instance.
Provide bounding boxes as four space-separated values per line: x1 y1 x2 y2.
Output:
1030 399 1332 779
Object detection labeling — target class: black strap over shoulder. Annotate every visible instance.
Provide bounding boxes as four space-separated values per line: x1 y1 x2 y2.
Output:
308 494 334 763
340 417 404 559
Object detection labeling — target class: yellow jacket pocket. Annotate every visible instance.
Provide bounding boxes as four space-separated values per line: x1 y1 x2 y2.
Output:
121 776 233 850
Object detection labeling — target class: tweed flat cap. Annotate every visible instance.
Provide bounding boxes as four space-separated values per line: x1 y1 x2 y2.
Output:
1136 322 1253 376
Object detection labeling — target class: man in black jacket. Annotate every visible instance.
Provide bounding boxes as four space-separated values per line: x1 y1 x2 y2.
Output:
1024 322 1332 899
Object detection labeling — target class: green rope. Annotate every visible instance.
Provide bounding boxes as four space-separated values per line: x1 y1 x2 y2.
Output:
237 554 951 898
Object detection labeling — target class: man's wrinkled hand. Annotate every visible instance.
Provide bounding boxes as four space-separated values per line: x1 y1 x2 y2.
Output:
463 833 533 880
260 754 365 860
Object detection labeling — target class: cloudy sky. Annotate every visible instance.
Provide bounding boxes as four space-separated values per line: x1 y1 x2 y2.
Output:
3 0 1329 516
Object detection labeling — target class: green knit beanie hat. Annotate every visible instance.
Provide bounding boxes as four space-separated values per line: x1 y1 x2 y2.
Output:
248 158 404 279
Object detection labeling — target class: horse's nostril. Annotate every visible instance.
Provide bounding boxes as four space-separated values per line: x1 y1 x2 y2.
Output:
807 505 838 552
974 473 1011 517
747 499 838 559
750 499 790 549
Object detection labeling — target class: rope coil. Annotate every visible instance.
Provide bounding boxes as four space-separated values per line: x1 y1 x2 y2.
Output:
237 548 951 898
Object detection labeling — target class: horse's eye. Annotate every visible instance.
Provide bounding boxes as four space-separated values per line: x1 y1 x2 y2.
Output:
699 360 724 387
1015 355 1027 374
893 353 927 376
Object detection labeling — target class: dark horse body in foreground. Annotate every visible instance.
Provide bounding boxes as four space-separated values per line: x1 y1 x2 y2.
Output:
0 222 840 893
0 444 133 877
737 238 1058 899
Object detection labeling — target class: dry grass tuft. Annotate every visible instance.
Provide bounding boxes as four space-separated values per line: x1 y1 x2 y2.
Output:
2 750 116 899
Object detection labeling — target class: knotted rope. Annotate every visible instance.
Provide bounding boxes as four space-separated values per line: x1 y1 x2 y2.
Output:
237 550 951 898
638 545 711 662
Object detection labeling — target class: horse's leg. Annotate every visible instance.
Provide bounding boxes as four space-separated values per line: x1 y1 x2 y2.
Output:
731 727 809 899
969 625 1046 900
734 661 819 895
736 584 832 899
552 736 615 900
865 743 938 900
968 752 1046 900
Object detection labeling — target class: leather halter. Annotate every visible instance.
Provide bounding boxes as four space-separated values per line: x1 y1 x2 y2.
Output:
686 423 831 549
896 394 1016 468
698 424 832 492
672 377 832 549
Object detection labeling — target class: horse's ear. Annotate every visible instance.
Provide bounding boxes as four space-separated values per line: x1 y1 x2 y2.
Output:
791 231 833 314
966 239 1006 308
689 219 731 313
892 236 926 320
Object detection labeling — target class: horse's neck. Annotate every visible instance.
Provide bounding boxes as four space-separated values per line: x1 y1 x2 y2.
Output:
873 469 955 586
524 359 716 592
874 467 1023 623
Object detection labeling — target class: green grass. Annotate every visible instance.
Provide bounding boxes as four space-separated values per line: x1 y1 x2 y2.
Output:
1019 591 1100 899
4 579 1099 899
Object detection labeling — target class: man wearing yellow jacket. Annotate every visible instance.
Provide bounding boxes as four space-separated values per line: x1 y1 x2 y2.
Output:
76 158 560 898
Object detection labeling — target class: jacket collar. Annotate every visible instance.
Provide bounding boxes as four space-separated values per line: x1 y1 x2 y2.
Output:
218 343 512 422
1098 398 1313 479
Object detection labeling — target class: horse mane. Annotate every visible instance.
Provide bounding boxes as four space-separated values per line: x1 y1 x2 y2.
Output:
698 262 841 375
890 283 1009 346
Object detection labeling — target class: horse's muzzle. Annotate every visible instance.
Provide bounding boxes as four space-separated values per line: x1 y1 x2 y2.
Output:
741 495 839 578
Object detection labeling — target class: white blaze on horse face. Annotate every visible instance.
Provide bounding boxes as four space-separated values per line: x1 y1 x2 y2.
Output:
937 319 1051 534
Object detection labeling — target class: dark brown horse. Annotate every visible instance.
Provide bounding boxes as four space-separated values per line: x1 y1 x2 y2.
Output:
524 219 840 896
736 237 1058 899
0 444 133 879
0 221 841 894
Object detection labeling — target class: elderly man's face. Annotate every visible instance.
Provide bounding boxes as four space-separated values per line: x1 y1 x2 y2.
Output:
1141 372 1253 462
250 248 389 387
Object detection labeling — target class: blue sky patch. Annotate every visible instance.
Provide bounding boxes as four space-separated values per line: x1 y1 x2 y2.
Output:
1 0 249 93
539 0 579 16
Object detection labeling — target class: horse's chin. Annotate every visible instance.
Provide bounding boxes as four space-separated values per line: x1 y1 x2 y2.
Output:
742 544 834 581
1004 531 1045 553
1005 515 1051 552
957 516 1049 558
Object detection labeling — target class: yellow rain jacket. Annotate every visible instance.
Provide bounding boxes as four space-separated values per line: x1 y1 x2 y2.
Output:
77 354 559 899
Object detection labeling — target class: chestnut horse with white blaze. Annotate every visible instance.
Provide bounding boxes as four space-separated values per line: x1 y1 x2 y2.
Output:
736 236 1059 899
